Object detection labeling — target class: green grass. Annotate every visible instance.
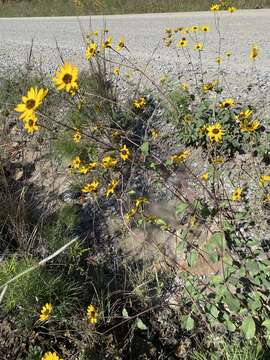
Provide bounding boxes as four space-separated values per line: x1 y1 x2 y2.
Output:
0 0 269 17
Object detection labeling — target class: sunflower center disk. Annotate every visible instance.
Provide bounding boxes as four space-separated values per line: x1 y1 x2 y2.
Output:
63 73 73 84
26 99 36 109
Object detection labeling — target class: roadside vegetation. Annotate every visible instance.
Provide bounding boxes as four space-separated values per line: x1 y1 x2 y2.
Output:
0 0 269 17
1 3 270 359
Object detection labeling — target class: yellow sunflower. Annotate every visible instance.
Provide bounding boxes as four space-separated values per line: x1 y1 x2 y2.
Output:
216 56 222 64
125 207 137 222
101 156 118 169
113 67 120 76
170 149 190 163
116 37 125 51
203 82 214 92
240 120 260 132
211 3 220 11
120 144 130 161
194 43 204 51
207 123 225 142
250 44 259 60
106 179 119 197
71 156 81 169
24 116 39 134
231 187 242 201
87 304 98 324
201 25 209 32
191 25 199 32
15 87 48 121
102 36 112 49
52 63 78 93
73 130 81 143
81 180 99 193
85 42 97 60
39 303 53 322
201 172 209 181
228 7 236 13
177 38 188 48
220 98 235 108
133 97 146 109
259 175 270 187
41 352 63 360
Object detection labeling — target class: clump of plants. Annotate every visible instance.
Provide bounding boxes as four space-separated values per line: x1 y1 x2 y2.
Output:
1 3 270 360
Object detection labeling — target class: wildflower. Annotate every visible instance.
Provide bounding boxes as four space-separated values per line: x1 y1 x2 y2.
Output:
231 187 242 201
203 82 214 92
211 3 220 11
181 27 190 35
15 87 48 121
116 37 125 51
39 303 53 322
235 108 253 122
125 207 137 222
207 123 225 142
90 30 99 36
183 114 193 123
191 25 199 32
81 180 99 193
102 36 112 49
106 179 119 197
71 156 81 169
228 7 236 13
133 97 146 109
87 304 98 324
177 38 188 48
135 197 148 208
181 82 189 91
150 128 160 139
201 172 209 181
216 56 222 64
220 98 235 108
199 124 208 135
250 44 260 60
119 144 130 161
211 156 225 165
262 194 270 203
102 156 118 168
79 165 89 174
24 117 39 134
259 175 270 187
41 352 62 360
201 25 209 32
73 130 81 143
240 120 260 132
113 67 120 76
74 0 81 6
170 149 190 163
165 28 173 35
194 43 204 51
226 51 232 58
52 63 78 93
164 38 173 47
159 75 167 84
85 42 97 60
88 162 97 170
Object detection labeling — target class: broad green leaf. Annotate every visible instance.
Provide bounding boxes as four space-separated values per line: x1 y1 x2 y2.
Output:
122 308 129 318
262 319 270 332
176 202 189 215
210 305 219 318
226 320 236 332
241 316 256 340
223 291 240 312
136 318 147 330
185 315 195 331
187 249 198 267
140 142 149 156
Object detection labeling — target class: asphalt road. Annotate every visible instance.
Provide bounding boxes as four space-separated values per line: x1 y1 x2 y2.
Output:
0 9 269 79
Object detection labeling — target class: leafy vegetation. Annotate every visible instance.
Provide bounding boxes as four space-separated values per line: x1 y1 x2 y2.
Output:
1 4 270 360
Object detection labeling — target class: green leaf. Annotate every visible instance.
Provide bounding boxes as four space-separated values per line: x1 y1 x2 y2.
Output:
210 232 224 251
185 315 195 331
226 320 236 332
187 250 198 267
241 316 256 340
223 291 240 313
209 305 219 318
140 142 149 156
262 319 270 332
122 308 129 318
176 202 189 215
136 318 147 330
